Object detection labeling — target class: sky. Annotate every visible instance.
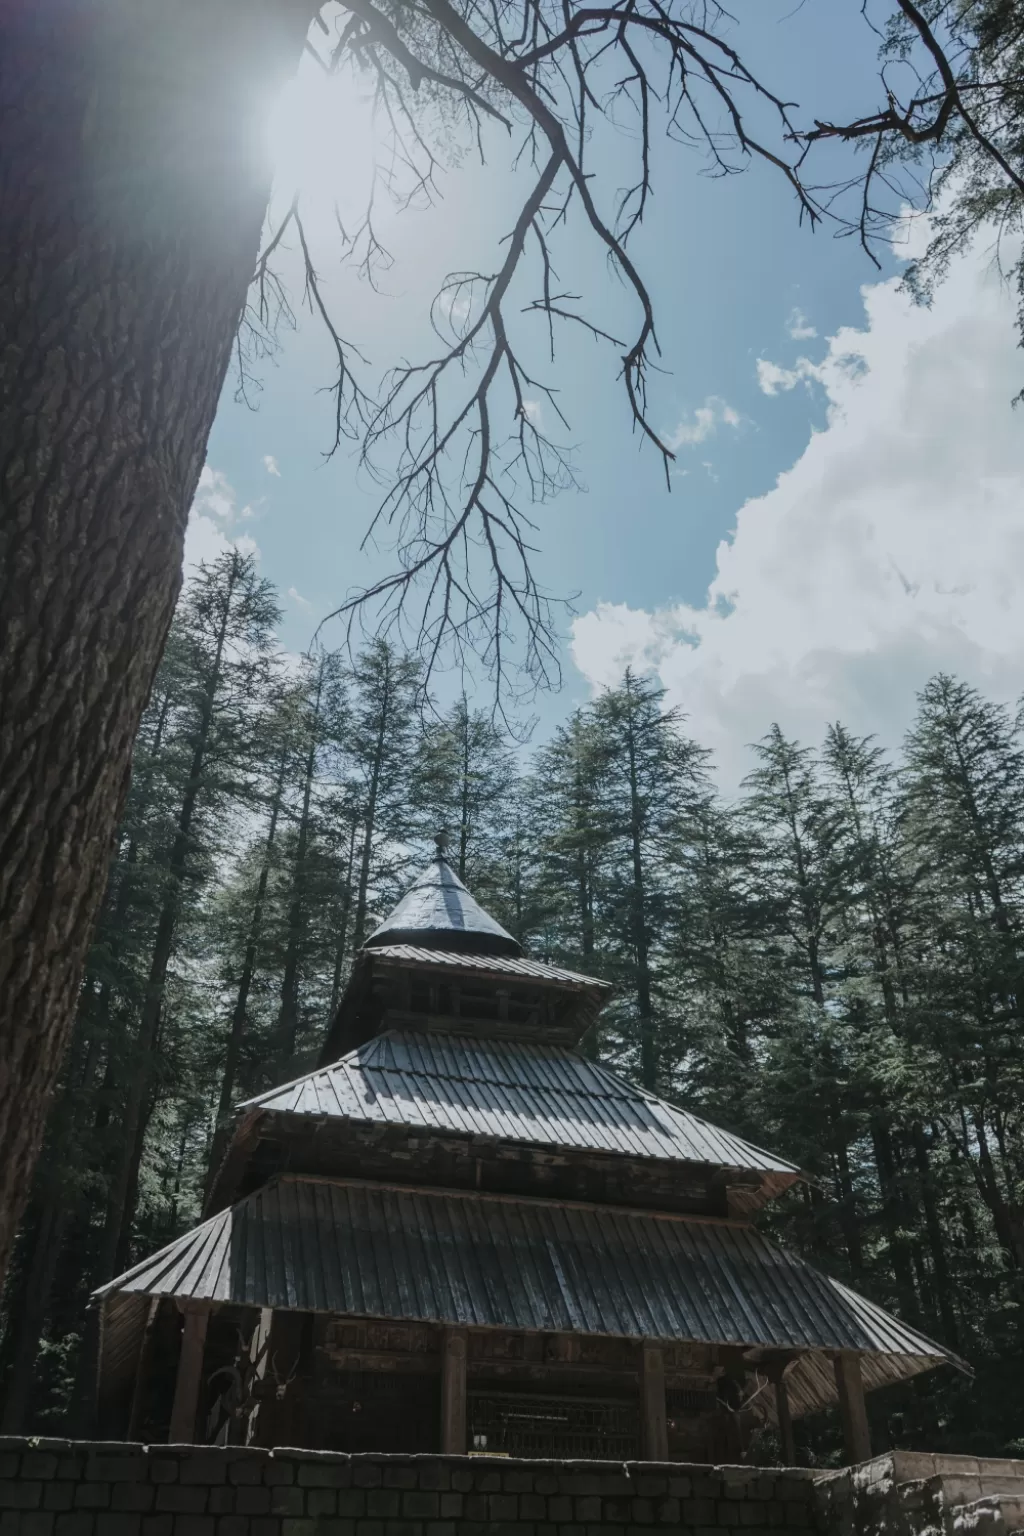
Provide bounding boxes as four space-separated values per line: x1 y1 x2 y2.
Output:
188 1 1024 788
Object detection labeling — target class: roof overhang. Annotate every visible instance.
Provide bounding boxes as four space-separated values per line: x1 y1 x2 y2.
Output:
96 1174 965 1423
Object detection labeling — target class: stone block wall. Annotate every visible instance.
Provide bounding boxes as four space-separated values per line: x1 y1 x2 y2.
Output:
815 1452 1024 1536
0 1440 823 1536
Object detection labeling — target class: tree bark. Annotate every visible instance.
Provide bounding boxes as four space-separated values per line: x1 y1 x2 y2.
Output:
870 1120 920 1320
833 1141 864 1277
458 705 471 881
911 1123 960 1347
623 681 656 1090
352 661 393 951
0 0 314 1285
276 662 325 1063
328 819 360 1022
218 746 290 1127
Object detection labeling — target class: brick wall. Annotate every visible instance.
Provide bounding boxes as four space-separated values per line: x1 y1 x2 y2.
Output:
0 1440 823 1536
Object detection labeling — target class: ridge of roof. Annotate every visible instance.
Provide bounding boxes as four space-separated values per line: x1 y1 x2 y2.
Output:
365 855 521 957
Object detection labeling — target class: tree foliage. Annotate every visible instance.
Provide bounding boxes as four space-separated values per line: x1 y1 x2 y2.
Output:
6 568 1024 1457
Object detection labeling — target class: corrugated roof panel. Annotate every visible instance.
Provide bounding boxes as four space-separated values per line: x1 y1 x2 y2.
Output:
240 1031 798 1182
368 944 611 990
96 1174 960 1426
96 1177 964 1423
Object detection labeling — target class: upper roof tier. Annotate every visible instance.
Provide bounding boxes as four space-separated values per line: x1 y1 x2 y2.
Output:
365 854 522 957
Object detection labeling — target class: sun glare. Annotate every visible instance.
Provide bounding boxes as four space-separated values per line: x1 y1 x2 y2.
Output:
267 53 377 209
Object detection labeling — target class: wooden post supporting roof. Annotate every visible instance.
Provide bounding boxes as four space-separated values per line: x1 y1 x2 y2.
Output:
641 1343 668 1461
169 1306 209 1444
833 1351 871 1465
441 1327 467 1454
770 1363 796 1466
126 1298 160 1441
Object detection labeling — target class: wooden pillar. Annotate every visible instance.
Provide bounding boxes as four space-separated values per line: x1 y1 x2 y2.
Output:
440 1327 467 1454
250 1310 306 1449
641 1343 668 1462
833 1351 871 1465
126 1298 160 1440
773 1368 796 1467
169 1306 209 1443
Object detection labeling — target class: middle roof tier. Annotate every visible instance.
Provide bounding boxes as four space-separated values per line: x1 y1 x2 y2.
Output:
209 1030 801 1218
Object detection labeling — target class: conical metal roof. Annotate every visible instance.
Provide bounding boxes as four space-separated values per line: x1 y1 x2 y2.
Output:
365 854 522 957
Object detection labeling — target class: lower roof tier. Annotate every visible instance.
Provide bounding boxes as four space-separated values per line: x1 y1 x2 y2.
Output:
95 1174 962 1421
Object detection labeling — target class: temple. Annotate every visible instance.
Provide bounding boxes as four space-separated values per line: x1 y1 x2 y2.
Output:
92 850 962 1463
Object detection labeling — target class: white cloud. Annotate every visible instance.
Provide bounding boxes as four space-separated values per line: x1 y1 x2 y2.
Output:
263 454 281 477
667 395 741 449
183 465 261 573
287 585 313 613
756 355 823 395
572 237 1024 789
788 307 817 340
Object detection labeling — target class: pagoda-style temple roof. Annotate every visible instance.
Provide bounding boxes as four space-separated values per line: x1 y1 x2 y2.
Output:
365 855 522 956
95 1173 962 1425
91 854 967 1464
239 1030 800 1197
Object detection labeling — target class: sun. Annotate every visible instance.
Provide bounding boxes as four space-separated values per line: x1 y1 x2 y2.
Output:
266 46 377 209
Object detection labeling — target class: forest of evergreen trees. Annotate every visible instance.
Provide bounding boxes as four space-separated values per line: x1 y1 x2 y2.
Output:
4 548 1024 1463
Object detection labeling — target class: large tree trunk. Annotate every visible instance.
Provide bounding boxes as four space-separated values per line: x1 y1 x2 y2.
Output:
0 0 314 1284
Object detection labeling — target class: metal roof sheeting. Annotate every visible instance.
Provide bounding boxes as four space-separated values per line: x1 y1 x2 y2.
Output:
95 1176 957 1420
366 858 522 956
239 1030 799 1180
368 945 612 991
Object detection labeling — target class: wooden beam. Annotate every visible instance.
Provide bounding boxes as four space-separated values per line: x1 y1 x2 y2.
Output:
833 1351 871 1465
440 1327 467 1454
641 1343 668 1462
169 1306 209 1444
773 1369 796 1467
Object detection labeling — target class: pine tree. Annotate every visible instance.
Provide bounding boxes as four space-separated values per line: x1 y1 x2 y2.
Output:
413 696 517 897
742 725 867 1275
96 550 281 1281
528 711 611 974
660 794 775 1136
902 678 1024 1274
818 724 937 1331
588 671 709 1089
272 651 349 1074
347 640 422 949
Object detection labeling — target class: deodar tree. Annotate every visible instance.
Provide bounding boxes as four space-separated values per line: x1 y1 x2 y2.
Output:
2 0 1024 1284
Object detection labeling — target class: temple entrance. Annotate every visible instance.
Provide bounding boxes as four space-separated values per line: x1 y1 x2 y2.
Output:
322 1370 440 1454
467 1390 640 1459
